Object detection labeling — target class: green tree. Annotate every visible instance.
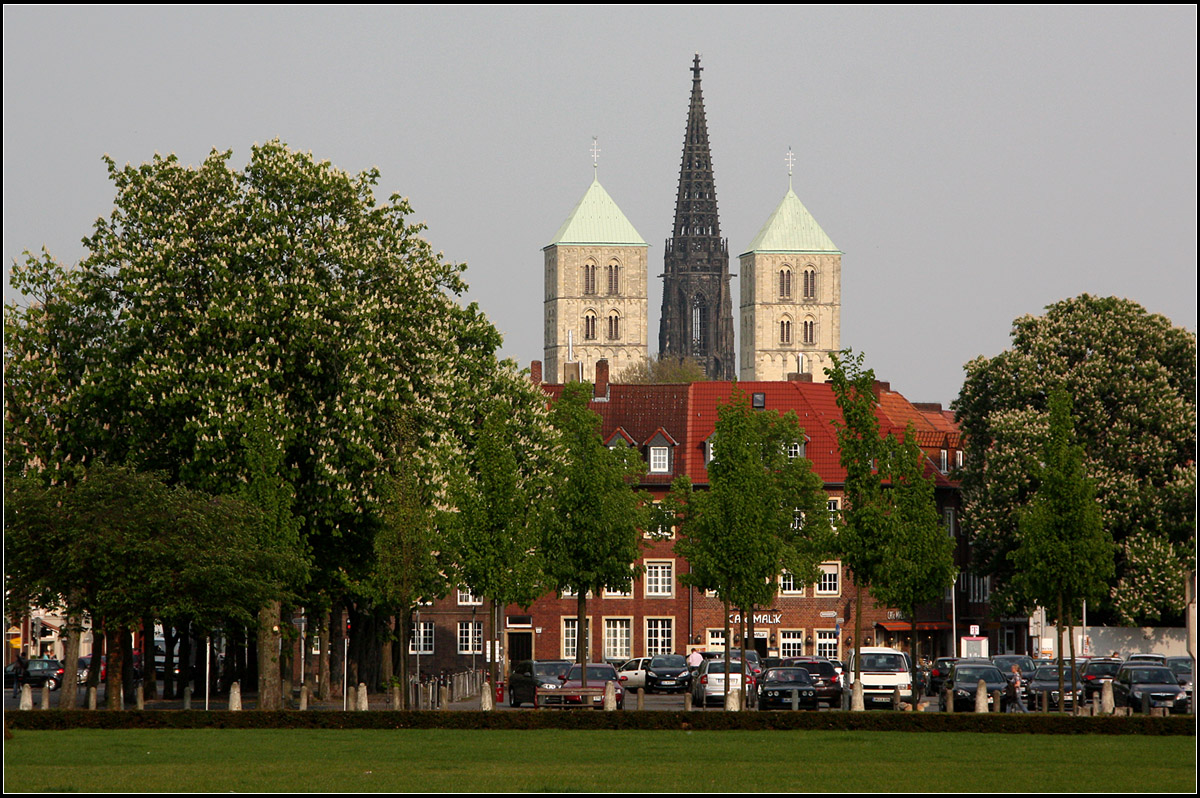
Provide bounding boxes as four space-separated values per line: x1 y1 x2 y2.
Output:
825 350 890 668
615 353 708 384
871 427 957 699
446 364 554 690
954 295 1193 625
1010 389 1114 705
5 141 506 702
673 387 832 707
539 381 647 684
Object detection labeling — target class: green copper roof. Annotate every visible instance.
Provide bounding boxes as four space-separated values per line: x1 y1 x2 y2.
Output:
546 177 647 248
741 187 840 255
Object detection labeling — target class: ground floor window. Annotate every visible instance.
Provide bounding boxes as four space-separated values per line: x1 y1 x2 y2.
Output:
604 618 632 661
457 621 482 655
646 618 673 656
816 629 838 660
562 617 579 660
707 628 726 651
780 629 805 658
409 621 434 654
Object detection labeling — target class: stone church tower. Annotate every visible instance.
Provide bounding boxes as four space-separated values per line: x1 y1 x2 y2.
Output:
738 162 841 382
543 169 649 384
658 54 736 380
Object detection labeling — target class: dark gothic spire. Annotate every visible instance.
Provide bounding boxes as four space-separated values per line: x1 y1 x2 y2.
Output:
659 54 736 379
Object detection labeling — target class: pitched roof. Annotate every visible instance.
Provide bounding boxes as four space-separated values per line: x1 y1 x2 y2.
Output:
740 187 840 256
545 177 648 248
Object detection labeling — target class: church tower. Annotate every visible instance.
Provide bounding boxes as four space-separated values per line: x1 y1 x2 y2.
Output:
543 149 649 384
738 152 841 381
658 54 736 379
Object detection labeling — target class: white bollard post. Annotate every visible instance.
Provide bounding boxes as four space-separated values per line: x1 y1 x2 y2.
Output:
229 681 242 711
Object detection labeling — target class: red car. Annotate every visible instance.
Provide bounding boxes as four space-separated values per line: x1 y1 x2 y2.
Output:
542 663 626 709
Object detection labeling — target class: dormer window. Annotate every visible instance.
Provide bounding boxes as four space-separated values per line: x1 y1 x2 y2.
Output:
650 446 669 473
787 440 805 460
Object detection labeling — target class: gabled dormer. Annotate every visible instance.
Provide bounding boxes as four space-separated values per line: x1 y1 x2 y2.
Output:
642 428 679 475
605 426 636 449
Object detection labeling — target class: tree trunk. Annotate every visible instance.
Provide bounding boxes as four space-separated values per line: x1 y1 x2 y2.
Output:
398 606 412 709
854 582 864 692
1067 606 1078 714
722 598 732 704
910 610 919 706
121 629 136 704
60 610 83 709
257 600 283 710
577 592 588 687
1056 592 1065 714
486 598 498 693
740 607 750 709
330 601 345 702
105 626 123 710
141 614 157 701
177 623 192 702
318 608 332 701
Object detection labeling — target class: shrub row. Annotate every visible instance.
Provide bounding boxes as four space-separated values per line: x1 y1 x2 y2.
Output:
6 709 1193 735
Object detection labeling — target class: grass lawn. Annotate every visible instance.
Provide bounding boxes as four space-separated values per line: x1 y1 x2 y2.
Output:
5 728 1195 792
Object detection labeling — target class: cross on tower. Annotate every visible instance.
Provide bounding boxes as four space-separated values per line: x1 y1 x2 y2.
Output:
591 136 600 173
692 53 703 81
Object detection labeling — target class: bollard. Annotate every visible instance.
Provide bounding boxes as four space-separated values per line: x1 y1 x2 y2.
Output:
990 689 1003 712
851 680 864 711
41 684 52 710
974 679 988 713
892 686 902 711
604 680 617 711
136 686 145 711
942 686 953 713
183 685 192 710
438 683 449 710
636 687 645 711
356 683 368 711
299 684 309 711
229 682 242 711
724 688 740 712
481 680 495 711
19 684 33 711
87 686 97 710
684 691 693 711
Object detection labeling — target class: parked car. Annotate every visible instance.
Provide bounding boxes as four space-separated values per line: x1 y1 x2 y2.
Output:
927 656 959 696
939 660 1009 712
1113 664 1187 714
542 663 626 709
5 658 65 691
1027 665 1084 710
692 658 755 708
644 654 692 693
846 647 912 708
507 659 571 708
1164 656 1193 711
1124 653 1166 666
616 657 652 691
1078 658 1124 701
783 656 842 707
756 667 818 711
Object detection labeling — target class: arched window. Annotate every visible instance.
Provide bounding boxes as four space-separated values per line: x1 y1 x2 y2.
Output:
803 267 817 300
606 260 620 295
803 317 816 345
779 266 792 299
583 261 597 295
607 311 621 341
583 310 597 340
780 318 792 345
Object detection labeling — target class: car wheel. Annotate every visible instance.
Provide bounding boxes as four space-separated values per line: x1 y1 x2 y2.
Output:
46 677 60 691
509 689 520 708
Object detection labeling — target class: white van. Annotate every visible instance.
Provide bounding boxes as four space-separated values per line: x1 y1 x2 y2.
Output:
846 647 913 707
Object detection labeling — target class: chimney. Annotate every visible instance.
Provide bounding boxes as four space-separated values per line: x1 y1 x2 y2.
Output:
594 359 609 399
530 360 543 385
787 372 814 382
872 380 891 400
564 361 582 384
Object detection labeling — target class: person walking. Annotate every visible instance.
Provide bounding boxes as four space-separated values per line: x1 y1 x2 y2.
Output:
1006 663 1028 713
12 650 28 700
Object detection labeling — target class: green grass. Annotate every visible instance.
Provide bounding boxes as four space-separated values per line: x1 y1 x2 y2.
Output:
5 728 1195 792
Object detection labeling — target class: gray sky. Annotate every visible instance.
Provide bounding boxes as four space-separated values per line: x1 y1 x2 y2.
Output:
4 6 1195 405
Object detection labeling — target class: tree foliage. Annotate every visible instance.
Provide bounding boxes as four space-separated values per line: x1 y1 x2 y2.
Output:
539 381 647 675
953 295 1193 624
615 353 708 384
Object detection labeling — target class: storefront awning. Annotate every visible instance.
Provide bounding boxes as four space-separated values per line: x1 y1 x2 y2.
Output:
875 621 951 632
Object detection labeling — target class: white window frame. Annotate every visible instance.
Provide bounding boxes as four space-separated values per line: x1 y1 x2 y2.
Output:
707 628 727 651
457 588 483 606
457 621 483 655
940 449 948 474
645 617 674 656
604 617 632 661
779 571 806 596
779 629 805 658
649 446 670 473
815 629 839 660
816 562 841 597
409 621 434 654
644 560 675 598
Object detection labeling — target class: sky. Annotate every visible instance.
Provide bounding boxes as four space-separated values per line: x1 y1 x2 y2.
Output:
4 6 1196 406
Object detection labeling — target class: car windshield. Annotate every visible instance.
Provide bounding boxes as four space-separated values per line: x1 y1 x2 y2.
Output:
1167 659 1192 677
650 655 686 669
534 662 570 677
565 665 617 681
763 668 813 684
994 656 1033 671
706 661 749 674
955 667 1003 684
1033 666 1075 681
1086 662 1121 677
1129 667 1175 684
861 654 906 672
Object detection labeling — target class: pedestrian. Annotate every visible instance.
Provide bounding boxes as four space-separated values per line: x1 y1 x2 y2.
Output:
12 650 28 699
1006 663 1028 713
687 648 703 671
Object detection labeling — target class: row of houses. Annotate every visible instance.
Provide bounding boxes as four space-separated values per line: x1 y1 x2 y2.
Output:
406 360 1028 676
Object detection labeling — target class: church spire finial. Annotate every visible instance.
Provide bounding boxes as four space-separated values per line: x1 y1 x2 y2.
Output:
692 52 703 81
785 146 795 191
591 136 600 180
